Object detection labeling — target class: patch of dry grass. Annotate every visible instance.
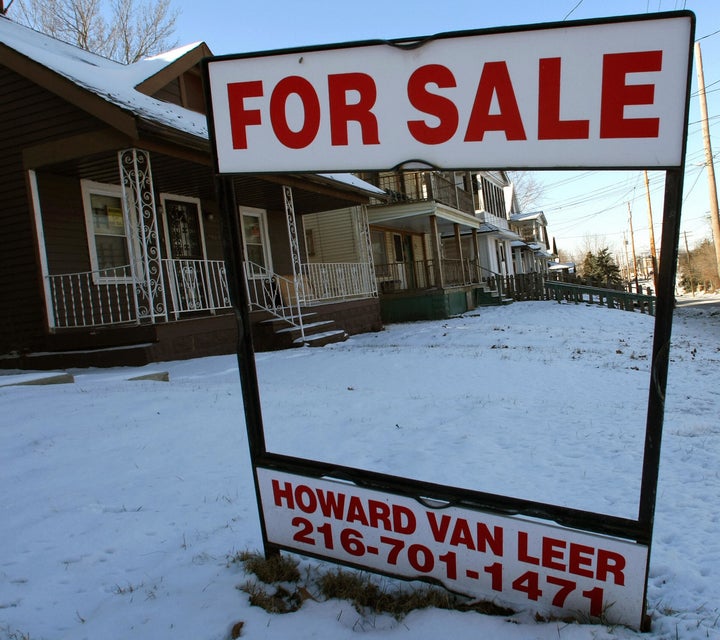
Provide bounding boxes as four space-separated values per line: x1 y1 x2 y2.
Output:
233 551 514 620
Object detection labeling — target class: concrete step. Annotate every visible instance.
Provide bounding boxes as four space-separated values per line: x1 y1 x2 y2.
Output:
0 342 156 370
295 328 348 347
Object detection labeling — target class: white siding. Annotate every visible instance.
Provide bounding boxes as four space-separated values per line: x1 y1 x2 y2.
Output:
302 208 360 263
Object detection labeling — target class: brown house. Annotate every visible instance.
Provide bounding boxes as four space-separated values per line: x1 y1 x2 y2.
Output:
0 17 383 369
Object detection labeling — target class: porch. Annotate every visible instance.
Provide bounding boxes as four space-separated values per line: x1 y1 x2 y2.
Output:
243 258 381 350
45 258 231 329
12 144 384 367
374 257 508 322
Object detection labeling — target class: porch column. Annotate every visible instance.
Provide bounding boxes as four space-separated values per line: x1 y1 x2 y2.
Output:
355 204 378 296
282 186 305 339
283 184 302 286
430 215 444 288
118 148 167 323
472 229 480 282
454 223 466 283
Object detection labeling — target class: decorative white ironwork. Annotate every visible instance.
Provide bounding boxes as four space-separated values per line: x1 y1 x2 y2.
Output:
282 185 305 341
164 258 232 318
243 261 304 329
118 149 167 322
46 260 232 328
354 205 379 298
47 265 138 328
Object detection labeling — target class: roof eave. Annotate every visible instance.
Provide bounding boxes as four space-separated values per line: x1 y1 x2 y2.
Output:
0 42 139 139
134 42 213 96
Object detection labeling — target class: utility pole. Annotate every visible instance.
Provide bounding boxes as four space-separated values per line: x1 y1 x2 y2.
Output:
695 41 720 281
623 231 631 285
684 230 695 297
628 202 640 293
643 170 659 291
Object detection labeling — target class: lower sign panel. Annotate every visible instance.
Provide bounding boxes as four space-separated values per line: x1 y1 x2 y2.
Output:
257 468 649 628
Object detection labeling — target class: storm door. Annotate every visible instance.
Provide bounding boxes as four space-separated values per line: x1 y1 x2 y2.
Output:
162 195 208 314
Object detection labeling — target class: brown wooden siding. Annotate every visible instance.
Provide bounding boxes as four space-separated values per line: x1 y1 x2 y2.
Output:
0 65 110 354
39 173 92 274
267 209 293 276
154 78 182 106
199 202 225 260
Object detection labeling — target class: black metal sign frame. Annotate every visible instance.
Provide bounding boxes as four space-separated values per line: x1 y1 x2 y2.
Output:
203 11 695 629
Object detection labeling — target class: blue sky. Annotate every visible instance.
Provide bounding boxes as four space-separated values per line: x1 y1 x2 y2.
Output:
172 0 720 260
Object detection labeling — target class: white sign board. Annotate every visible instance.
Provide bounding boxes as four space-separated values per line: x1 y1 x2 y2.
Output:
257 468 649 627
207 15 692 173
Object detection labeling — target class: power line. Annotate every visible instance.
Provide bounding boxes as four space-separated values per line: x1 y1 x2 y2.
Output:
562 0 584 21
696 28 720 42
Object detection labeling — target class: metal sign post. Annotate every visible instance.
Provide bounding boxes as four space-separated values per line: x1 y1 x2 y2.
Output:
204 11 695 629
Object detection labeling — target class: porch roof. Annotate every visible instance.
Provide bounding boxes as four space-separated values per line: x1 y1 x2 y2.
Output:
367 200 480 234
478 223 522 241
511 240 553 257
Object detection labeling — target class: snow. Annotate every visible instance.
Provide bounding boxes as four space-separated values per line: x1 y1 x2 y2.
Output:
0 17 209 139
0 18 385 197
1 296 719 640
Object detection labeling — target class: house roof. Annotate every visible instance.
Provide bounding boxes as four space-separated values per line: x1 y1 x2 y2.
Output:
509 211 548 225
478 223 521 241
549 262 576 271
0 16 208 140
0 16 384 197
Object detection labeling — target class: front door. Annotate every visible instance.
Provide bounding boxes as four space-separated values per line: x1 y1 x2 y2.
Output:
162 195 207 314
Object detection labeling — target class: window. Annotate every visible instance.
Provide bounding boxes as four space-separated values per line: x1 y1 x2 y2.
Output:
393 234 404 262
371 230 389 277
161 195 205 260
481 177 507 218
82 180 132 281
239 207 273 276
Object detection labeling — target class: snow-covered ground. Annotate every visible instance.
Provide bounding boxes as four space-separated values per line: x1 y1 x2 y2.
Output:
1 295 718 640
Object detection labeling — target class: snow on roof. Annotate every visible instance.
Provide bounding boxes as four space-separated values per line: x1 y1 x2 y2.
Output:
477 223 521 241
123 41 205 85
0 16 207 139
318 173 386 196
549 261 576 271
510 211 546 223
0 19 386 197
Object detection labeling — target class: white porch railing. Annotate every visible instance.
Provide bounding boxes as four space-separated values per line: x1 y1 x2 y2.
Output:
301 262 378 303
242 261 305 338
46 259 232 329
163 258 231 319
242 260 378 339
47 265 138 328
46 258 373 330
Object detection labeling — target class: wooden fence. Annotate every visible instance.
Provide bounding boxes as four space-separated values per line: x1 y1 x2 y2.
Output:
482 273 656 316
543 281 656 316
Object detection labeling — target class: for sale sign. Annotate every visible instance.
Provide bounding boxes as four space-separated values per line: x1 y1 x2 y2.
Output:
204 11 694 632
258 468 648 626
206 14 692 173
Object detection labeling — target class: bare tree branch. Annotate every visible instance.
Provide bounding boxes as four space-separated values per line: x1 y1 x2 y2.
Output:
508 171 545 212
11 0 179 63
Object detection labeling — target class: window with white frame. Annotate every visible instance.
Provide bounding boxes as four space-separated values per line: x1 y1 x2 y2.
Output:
81 180 132 281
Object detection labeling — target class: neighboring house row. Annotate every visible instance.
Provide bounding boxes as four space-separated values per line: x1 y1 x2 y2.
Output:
0 17 557 370
347 170 555 322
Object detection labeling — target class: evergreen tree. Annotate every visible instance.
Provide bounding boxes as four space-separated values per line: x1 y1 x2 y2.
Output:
580 248 623 288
